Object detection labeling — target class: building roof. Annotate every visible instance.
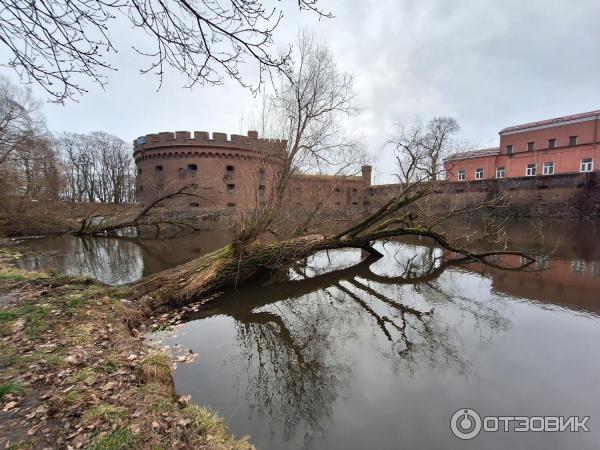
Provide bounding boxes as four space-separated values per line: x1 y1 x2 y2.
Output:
444 147 499 162
500 109 600 134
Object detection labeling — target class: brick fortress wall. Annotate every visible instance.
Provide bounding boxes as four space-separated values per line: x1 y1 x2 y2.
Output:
134 129 600 219
133 131 373 212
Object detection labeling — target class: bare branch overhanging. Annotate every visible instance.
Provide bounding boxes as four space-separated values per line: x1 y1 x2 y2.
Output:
0 0 331 103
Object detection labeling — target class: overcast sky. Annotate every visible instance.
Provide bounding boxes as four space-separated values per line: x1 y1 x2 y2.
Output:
2 0 599 183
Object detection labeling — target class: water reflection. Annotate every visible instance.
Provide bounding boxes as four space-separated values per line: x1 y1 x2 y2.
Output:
11 230 231 284
164 236 600 450
8 219 600 449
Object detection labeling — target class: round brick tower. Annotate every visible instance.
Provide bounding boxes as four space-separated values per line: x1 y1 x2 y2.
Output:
133 131 286 209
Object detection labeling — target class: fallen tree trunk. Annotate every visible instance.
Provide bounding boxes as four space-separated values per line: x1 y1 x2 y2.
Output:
130 234 381 311
74 187 212 236
130 225 534 313
125 185 536 314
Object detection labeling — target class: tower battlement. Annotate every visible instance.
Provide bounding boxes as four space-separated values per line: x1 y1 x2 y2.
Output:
133 130 287 156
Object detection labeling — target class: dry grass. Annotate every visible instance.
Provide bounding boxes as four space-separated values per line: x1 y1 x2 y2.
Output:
138 352 172 385
0 263 255 450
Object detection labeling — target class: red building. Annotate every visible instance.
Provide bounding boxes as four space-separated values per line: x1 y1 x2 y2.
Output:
444 110 600 182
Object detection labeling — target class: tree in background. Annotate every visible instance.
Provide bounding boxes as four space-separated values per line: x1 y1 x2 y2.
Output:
387 117 460 186
56 132 136 203
0 76 61 211
0 77 135 212
235 32 362 244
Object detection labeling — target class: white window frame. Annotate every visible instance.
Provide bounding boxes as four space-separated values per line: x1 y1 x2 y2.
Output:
475 168 484 180
495 167 506 178
571 260 586 275
581 158 593 172
526 163 536 176
543 161 555 175
458 169 465 181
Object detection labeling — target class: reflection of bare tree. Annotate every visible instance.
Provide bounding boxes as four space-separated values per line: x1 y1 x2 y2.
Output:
233 291 353 448
16 235 143 284
190 243 513 449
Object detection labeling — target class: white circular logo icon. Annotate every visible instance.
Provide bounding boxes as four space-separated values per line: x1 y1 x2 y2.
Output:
451 408 482 440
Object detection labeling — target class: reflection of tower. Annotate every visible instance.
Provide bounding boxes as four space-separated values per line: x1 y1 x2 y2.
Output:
136 231 232 278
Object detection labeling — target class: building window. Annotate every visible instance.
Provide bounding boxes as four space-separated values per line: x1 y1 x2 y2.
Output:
138 185 143 192
548 138 556 149
335 202 341 206
569 136 578 146
187 164 198 171
258 185 266 191
571 260 586 275
591 261 600 278
335 187 340 193
189 202 199 207
155 165 163 172
226 165 234 173
496 167 506 178
527 142 535 151
138 168 142 174
352 202 358 205
227 184 235 192
581 158 593 172
189 183 198 188
506 144 513 154
226 202 236 207
458 169 465 181
526 163 536 176
352 188 358 193
543 161 555 175
536 256 549 270
475 168 484 180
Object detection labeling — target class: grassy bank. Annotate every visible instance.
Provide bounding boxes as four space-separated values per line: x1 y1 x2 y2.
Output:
0 256 253 449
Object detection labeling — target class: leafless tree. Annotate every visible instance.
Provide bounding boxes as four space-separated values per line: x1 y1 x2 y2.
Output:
0 77 61 212
0 76 42 165
55 131 135 203
423 117 460 181
0 0 332 103
387 117 460 185
235 32 361 244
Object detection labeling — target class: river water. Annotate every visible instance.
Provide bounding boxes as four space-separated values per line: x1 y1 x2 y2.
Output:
9 219 600 449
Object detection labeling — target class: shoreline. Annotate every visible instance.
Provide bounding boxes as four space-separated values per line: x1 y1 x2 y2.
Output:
0 251 253 450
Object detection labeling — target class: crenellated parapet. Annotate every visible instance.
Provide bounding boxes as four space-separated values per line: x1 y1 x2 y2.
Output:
133 130 287 162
